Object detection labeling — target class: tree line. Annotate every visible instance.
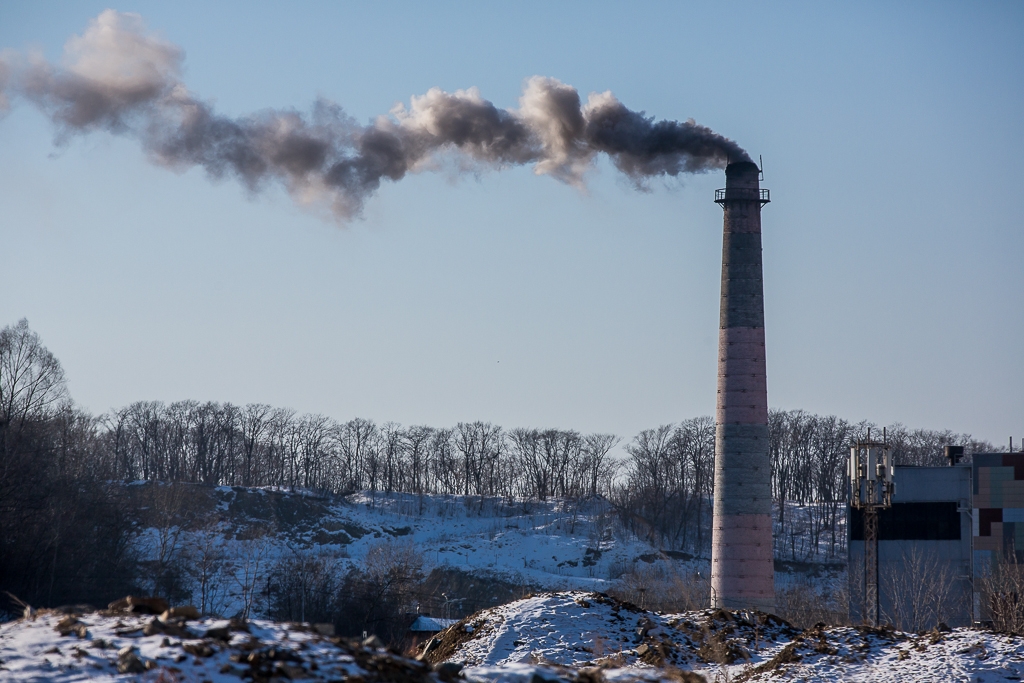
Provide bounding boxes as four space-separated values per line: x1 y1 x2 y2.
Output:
0 318 1002 611
95 401 623 503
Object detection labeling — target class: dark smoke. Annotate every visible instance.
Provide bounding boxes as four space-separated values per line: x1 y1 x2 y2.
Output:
0 11 751 220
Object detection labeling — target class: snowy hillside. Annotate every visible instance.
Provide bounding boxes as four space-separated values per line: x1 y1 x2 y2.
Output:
133 483 650 580
126 483 663 620
123 483 846 624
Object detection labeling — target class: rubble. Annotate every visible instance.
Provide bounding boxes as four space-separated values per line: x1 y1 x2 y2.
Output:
161 605 200 620
434 660 464 682
107 595 169 615
2 596 714 683
7 592 1024 682
2 602 449 683
415 590 1024 682
53 616 88 638
195 617 246 641
142 615 193 638
115 645 146 674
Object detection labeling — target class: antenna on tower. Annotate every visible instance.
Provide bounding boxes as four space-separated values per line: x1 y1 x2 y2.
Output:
758 155 765 181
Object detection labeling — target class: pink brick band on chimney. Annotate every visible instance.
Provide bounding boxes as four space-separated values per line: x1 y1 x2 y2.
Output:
712 536 775 601
715 402 769 428
717 326 768 424
712 512 775 604
712 514 774 558
710 161 775 613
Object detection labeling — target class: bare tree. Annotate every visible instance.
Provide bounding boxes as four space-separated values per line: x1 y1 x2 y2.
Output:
510 428 546 499
881 545 965 631
268 548 345 625
430 427 459 495
979 554 1024 634
338 418 377 493
142 483 197 603
233 531 273 620
345 538 425 642
403 425 434 511
240 403 272 487
0 319 68 451
615 424 680 548
582 433 621 498
182 523 231 615
775 577 849 628
299 413 333 491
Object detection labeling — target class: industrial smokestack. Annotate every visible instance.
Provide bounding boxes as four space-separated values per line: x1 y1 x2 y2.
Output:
711 161 774 612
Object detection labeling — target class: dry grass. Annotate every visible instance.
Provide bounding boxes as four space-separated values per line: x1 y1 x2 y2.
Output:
774 579 849 629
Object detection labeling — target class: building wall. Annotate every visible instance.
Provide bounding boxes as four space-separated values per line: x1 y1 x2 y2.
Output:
972 453 1024 621
849 465 973 628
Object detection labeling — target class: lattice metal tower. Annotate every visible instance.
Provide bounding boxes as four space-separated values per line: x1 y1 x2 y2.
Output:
850 433 894 627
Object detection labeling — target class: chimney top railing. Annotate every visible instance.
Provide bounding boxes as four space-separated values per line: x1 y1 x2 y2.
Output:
715 188 770 205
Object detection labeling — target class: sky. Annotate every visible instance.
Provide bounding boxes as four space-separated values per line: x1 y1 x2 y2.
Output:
1 1 1021 447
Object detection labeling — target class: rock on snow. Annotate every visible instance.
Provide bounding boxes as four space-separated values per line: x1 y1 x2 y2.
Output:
428 591 1024 682
5 592 1024 682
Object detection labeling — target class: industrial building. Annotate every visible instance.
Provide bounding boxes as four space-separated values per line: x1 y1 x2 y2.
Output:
849 451 1024 627
849 464 972 627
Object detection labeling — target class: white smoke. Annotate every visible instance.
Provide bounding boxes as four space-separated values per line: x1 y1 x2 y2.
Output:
1 10 750 220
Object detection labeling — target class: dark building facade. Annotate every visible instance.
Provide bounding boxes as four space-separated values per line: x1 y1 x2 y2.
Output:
849 465 973 627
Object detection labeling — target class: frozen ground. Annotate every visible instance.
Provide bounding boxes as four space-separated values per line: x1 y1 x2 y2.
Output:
4 593 1021 683
333 491 649 587
0 610 362 682
435 591 1024 682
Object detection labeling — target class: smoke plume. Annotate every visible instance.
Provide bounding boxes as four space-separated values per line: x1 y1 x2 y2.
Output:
1 10 751 220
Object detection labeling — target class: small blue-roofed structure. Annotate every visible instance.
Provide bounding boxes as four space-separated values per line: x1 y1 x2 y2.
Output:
409 616 458 633
405 614 460 653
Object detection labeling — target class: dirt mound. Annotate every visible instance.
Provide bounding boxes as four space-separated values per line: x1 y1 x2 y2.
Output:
417 591 796 672
415 591 1024 682
420 618 486 665
0 609 720 683
1 610 435 683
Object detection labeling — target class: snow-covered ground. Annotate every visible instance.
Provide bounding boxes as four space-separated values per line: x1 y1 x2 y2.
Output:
436 591 1024 682
7 593 1022 683
123 484 849 622
0 610 365 682
337 491 650 587
130 485 669 618
139 485 652 584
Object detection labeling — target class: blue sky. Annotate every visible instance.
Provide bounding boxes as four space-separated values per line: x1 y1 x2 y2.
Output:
1 1 1021 446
